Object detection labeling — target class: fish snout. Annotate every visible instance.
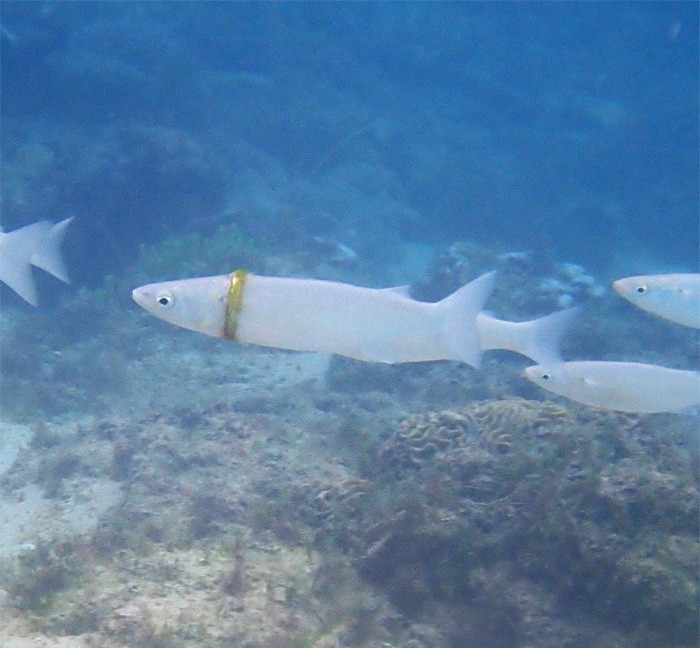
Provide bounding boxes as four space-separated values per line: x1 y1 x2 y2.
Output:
611 278 626 296
132 286 143 304
132 285 153 310
524 363 571 387
612 276 646 298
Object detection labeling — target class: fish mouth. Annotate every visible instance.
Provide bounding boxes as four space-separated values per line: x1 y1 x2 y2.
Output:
523 365 540 380
132 285 149 308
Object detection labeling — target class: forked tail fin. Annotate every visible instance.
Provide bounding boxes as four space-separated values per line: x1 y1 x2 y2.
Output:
0 221 52 306
31 217 74 283
439 271 497 368
522 307 580 365
477 307 580 365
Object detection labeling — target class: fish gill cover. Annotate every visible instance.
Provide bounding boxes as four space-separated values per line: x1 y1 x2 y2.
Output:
0 3 698 647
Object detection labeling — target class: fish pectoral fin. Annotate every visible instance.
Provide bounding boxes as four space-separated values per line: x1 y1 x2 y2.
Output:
580 376 632 405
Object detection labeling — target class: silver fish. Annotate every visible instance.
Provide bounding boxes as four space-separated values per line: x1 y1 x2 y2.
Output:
525 360 700 413
613 273 700 328
133 270 575 367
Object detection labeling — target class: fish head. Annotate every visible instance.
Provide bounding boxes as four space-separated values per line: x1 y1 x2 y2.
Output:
132 275 230 338
523 363 573 395
614 273 696 303
612 274 679 321
612 275 652 303
613 273 700 328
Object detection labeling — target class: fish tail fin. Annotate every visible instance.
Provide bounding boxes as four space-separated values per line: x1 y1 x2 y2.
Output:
520 306 580 365
0 221 54 306
31 217 74 283
0 259 38 307
440 271 497 368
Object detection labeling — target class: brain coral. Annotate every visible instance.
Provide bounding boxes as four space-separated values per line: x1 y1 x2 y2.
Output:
379 398 573 470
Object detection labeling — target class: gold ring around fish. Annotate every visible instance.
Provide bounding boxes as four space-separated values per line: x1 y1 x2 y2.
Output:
224 268 248 339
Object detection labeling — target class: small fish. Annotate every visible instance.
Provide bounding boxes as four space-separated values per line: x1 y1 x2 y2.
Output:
133 270 574 367
613 273 700 328
0 218 73 306
525 361 700 413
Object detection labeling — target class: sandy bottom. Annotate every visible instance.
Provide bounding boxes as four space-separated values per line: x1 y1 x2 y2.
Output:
0 351 342 647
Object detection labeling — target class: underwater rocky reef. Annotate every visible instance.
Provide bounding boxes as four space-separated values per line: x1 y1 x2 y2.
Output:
1 226 698 646
1 5 697 645
0 327 697 646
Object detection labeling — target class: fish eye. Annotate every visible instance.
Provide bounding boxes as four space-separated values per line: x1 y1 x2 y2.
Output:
541 372 551 381
156 292 175 308
635 285 647 294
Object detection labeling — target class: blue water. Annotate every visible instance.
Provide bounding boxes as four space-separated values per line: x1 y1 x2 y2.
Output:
0 3 698 646
2 2 697 286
